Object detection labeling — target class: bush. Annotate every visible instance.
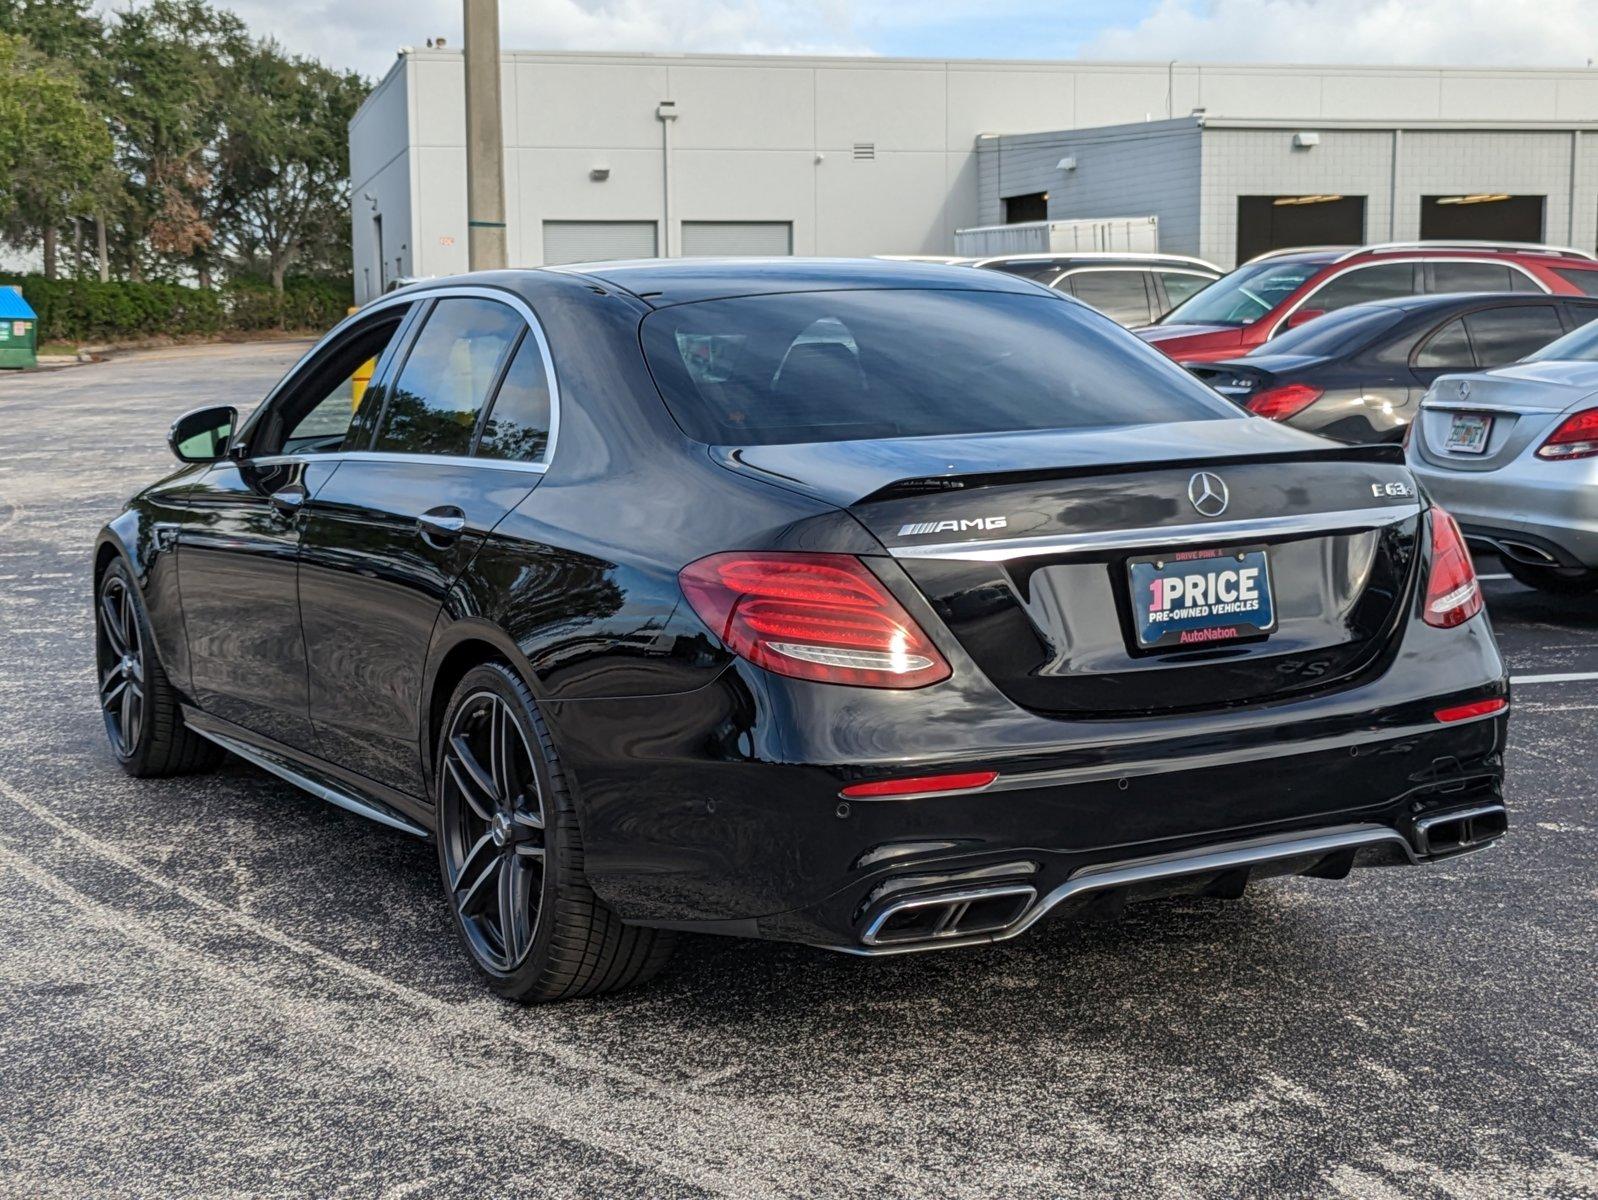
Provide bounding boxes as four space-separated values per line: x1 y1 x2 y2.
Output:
0 275 353 343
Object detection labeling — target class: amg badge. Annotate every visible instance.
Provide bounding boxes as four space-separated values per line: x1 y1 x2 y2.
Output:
897 516 1009 537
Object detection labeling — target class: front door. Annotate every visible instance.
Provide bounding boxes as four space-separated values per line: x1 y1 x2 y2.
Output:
178 306 413 749
297 294 549 798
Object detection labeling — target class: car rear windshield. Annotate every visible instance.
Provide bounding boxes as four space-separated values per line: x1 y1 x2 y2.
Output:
1249 304 1407 357
639 288 1233 446
1162 260 1323 327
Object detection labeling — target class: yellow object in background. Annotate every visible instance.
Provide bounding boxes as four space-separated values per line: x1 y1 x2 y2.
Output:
347 306 374 410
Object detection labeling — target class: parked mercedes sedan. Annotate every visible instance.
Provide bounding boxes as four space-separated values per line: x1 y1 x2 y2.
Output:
96 260 1510 1002
1409 315 1598 594
1187 292 1598 444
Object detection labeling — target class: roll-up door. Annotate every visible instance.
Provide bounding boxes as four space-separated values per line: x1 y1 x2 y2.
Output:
541 221 658 266
681 221 793 257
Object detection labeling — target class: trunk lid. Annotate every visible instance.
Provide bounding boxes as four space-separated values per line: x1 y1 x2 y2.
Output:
718 423 1424 717
1414 366 1598 472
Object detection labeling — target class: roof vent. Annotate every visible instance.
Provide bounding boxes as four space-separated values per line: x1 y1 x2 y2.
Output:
853 142 876 161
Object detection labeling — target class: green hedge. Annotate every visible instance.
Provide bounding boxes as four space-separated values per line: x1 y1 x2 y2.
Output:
0 275 352 343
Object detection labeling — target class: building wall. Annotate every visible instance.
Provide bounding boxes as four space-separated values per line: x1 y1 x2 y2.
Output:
975 120 1204 258
348 63 415 302
349 50 1598 280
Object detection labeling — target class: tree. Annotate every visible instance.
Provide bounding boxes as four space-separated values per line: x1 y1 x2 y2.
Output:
212 44 363 291
0 31 112 277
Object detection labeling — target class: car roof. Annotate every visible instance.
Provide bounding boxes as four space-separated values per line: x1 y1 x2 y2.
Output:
1334 291 1594 316
969 252 1219 271
546 256 1049 306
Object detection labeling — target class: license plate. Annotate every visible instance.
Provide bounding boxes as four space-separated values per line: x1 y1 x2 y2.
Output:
1445 412 1493 454
1127 546 1276 649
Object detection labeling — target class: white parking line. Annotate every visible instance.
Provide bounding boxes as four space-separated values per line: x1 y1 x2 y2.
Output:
1510 671 1598 685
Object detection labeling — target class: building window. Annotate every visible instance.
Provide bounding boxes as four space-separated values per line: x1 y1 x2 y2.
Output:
1421 195 1545 244
1003 192 1048 224
1236 195 1366 263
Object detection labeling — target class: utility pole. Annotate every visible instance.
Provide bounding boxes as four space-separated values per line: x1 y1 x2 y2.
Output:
462 0 507 270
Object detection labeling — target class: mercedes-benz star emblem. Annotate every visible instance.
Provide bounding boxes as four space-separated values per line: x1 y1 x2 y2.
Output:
1459 380 1472 400
1188 471 1229 518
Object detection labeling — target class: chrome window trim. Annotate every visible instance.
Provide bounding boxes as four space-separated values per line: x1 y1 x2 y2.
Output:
888 503 1421 562
238 283 561 470
1267 256 1550 340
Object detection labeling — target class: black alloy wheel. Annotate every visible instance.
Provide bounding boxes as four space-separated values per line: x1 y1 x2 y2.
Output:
435 662 675 1001
439 689 547 972
97 572 145 759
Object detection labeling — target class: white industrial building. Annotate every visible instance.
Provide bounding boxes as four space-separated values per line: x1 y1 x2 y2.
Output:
349 49 1598 302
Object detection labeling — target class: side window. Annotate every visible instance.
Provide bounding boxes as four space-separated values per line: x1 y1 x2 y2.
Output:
476 336 553 463
1159 272 1212 308
1463 305 1567 366
266 313 406 456
374 298 524 456
1307 263 1418 314
1066 271 1153 325
1413 318 1474 370
1554 268 1598 297
1429 261 1516 294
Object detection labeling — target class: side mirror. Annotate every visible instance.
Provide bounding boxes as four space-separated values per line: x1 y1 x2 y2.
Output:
1284 307 1327 330
168 405 237 463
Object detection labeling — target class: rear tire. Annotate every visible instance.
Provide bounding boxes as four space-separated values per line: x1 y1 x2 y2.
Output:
95 559 222 777
1500 557 1598 596
434 662 675 1002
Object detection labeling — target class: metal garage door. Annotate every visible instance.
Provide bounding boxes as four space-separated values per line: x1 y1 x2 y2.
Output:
681 222 793 257
541 221 658 266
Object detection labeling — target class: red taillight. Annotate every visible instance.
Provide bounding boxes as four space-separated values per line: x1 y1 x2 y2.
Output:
839 771 998 799
678 552 951 688
1434 697 1507 724
1245 382 1323 421
1536 408 1598 460
1422 506 1483 629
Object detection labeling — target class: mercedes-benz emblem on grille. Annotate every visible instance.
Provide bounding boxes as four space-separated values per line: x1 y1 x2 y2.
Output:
1459 380 1472 400
1188 471 1229 517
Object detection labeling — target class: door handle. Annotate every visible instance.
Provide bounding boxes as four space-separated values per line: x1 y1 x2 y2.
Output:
418 506 467 546
269 484 307 518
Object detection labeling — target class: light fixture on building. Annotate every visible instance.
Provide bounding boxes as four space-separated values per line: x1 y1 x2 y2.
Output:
1057 156 1077 171
1436 194 1512 205
590 166 611 181
1273 194 1345 206
1293 131 1320 148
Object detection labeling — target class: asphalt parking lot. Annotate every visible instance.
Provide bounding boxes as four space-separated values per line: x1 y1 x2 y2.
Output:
0 341 1595 1200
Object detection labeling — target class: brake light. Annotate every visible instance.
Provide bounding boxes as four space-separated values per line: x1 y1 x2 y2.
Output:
1422 507 1483 629
1246 382 1323 421
678 552 951 688
1535 408 1598 460
1434 698 1507 724
840 771 998 799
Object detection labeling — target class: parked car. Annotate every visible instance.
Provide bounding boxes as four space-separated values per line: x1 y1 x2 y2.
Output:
967 252 1222 326
1139 241 1598 362
1408 314 1598 594
97 260 1508 1002
1186 292 1598 444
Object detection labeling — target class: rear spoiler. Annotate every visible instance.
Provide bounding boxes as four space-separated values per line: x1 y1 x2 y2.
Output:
858 443 1407 504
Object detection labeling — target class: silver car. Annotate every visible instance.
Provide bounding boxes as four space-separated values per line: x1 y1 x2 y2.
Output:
1408 319 1598 595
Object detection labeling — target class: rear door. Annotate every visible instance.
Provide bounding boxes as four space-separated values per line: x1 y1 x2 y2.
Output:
296 291 554 797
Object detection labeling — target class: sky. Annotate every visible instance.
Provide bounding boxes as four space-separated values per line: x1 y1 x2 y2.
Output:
89 0 1598 80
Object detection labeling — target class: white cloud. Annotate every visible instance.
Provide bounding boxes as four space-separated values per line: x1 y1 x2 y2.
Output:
1081 0 1598 67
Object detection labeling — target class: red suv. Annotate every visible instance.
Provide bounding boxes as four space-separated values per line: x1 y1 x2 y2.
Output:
1137 241 1598 363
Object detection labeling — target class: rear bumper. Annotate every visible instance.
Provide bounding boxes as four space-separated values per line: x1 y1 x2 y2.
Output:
1410 456 1598 569
549 611 1509 950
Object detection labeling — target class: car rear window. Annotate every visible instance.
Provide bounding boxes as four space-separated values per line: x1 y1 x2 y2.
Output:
1553 267 1598 297
1249 304 1406 357
639 289 1233 446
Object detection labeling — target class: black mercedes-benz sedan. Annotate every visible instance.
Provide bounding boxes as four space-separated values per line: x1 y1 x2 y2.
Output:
95 259 1510 1002
1185 291 1598 444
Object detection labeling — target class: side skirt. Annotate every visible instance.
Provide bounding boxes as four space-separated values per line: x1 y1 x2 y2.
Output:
182 706 432 838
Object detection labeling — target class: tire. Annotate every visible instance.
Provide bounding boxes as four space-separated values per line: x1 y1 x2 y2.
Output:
1499 556 1598 596
95 558 222 778
434 662 675 1002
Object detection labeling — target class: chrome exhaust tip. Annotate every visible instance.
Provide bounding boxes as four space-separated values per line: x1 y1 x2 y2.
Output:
1413 803 1508 857
860 883 1037 947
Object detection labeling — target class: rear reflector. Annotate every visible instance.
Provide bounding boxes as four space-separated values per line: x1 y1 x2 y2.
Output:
1422 506 1483 629
840 771 998 799
1246 382 1323 421
679 552 951 688
1535 408 1598 460
1434 698 1508 724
